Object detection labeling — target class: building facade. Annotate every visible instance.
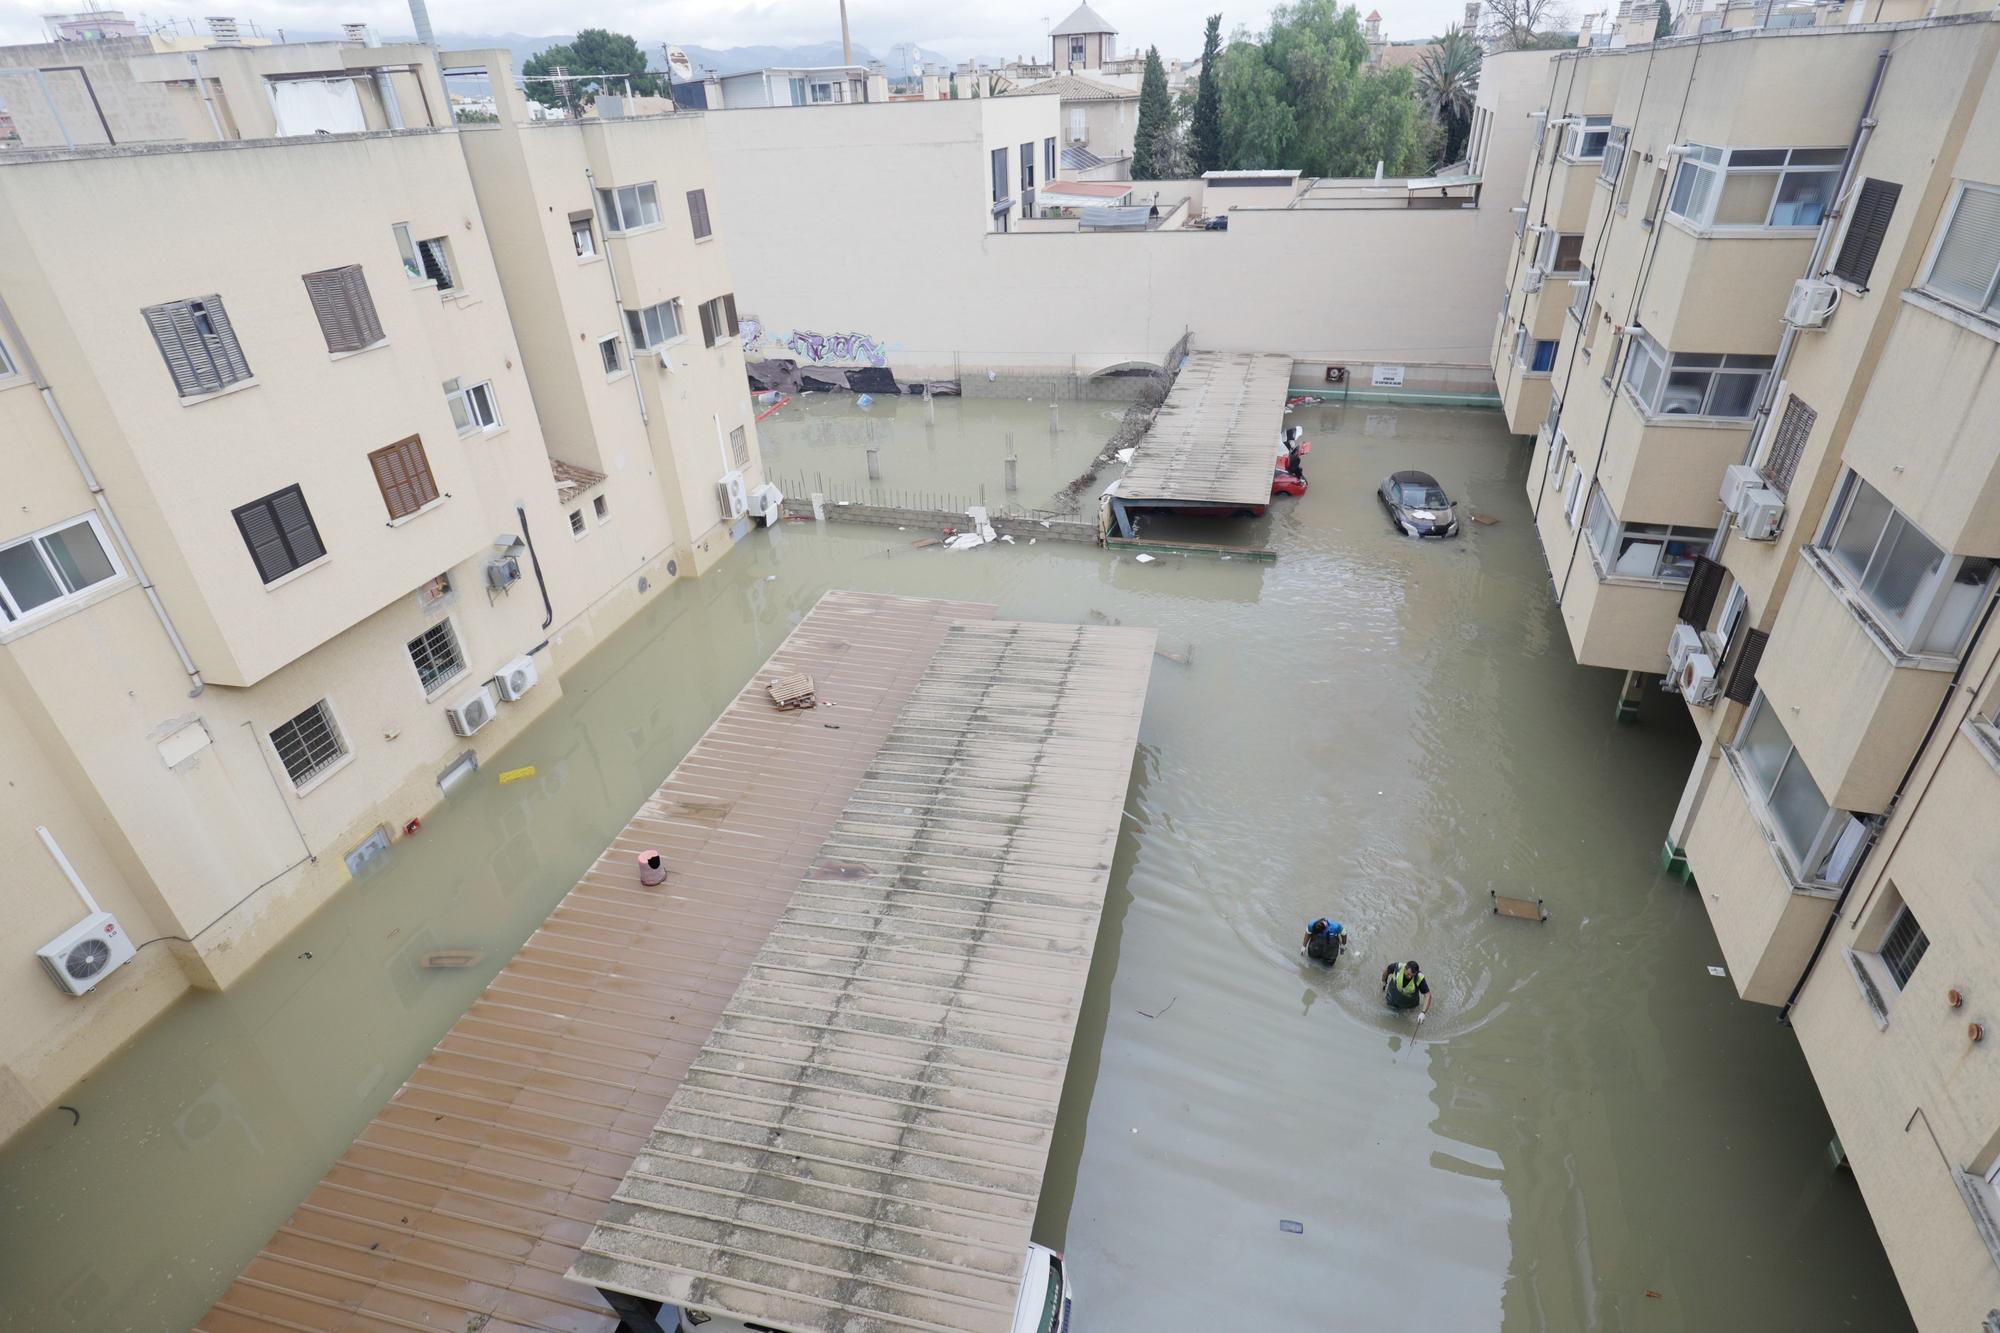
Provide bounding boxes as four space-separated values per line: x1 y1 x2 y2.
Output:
0 39 764 1141
1492 12 2000 1325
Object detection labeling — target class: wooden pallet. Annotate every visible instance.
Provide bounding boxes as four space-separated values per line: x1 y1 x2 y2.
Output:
1492 890 1548 922
768 671 816 710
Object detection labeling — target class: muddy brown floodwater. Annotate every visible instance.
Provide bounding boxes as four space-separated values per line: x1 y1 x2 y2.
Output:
0 402 1912 1332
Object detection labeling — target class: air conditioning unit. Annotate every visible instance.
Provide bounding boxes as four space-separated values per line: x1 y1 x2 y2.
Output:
446 684 497 737
37 911 135 996
747 481 785 526
716 470 748 521
1784 277 1838 330
1719 463 1763 513
1679 651 1720 706
494 653 538 702
486 555 521 590
1523 267 1545 294
1736 486 1786 541
1668 622 1705 680
656 346 678 374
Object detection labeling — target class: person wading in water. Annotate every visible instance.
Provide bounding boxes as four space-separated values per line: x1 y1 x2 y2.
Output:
1381 959 1431 1025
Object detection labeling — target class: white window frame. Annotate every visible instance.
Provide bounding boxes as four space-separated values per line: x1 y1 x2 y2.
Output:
1562 459 1587 528
1919 181 2000 321
444 378 501 435
392 222 422 279
570 212 597 259
1597 126 1627 186
0 512 125 627
1813 468 1997 658
269 697 350 793
1666 145 1843 231
1562 115 1612 162
625 299 683 351
1731 691 1866 888
406 617 467 698
1539 230 1585 275
0 332 19 382
569 507 588 539
1514 326 1557 375
597 182 662 234
1582 483 1715 582
598 334 625 377
1620 330 1772 421
593 493 611 522
1876 903 1928 991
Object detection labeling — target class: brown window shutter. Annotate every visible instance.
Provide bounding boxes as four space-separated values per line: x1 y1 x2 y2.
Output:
1829 179 1900 289
1759 394 1816 497
369 436 437 519
1678 555 1725 628
723 293 739 338
699 299 717 347
1723 628 1769 705
687 188 711 239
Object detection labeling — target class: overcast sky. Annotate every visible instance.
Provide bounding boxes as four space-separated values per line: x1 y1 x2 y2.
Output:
0 0 1474 57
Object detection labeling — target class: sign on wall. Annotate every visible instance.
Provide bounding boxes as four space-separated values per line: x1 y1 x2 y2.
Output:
1371 365 1406 388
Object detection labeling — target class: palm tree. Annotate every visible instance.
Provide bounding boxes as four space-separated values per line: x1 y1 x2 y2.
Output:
1416 26 1482 167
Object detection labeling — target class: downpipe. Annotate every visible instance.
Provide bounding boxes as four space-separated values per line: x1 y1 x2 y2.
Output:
0 291 204 696
516 504 554 631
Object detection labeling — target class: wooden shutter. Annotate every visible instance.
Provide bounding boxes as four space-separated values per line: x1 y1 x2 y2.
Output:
699 299 718 347
1723 628 1769 705
1830 179 1900 289
1760 394 1816 496
687 188 711 239
304 267 361 352
722 293 739 338
271 486 324 565
143 301 213 396
234 497 293 582
368 436 439 519
198 295 252 384
1678 555 1725 627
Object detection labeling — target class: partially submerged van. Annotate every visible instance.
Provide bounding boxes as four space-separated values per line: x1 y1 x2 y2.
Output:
671 1243 1071 1333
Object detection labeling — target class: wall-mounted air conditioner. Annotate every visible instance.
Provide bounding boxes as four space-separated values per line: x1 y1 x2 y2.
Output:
1679 651 1720 706
656 346 679 374
1735 486 1786 541
494 654 538 702
1719 463 1762 513
38 911 136 996
446 684 497 736
1783 277 1838 330
1523 267 1545 294
1668 622 1705 681
486 555 521 590
747 482 785 526
716 470 748 521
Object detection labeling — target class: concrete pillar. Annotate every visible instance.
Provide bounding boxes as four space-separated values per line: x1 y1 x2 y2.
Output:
1049 403 1060 435
1615 669 1646 723
1005 432 1018 492
866 445 880 480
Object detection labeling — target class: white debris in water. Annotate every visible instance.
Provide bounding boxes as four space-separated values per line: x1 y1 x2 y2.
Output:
1707 965 1727 977
945 533 987 551
1029 538 1038 545
1135 554 1156 563
1115 447 1136 463
1000 534 1015 543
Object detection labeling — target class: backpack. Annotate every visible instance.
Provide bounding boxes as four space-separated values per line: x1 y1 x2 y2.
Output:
1306 921 1341 962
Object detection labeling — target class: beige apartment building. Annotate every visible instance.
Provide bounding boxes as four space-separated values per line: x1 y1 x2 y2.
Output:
0 36 764 1141
1494 11 2000 1325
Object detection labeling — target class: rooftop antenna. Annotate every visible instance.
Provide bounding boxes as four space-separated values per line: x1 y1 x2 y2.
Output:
839 0 852 64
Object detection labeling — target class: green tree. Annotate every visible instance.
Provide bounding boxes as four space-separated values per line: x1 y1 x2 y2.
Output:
1218 36 1295 167
1132 46 1172 180
521 29 662 111
1191 14 1225 174
1327 65 1439 176
1415 25 1481 165
1653 1 1674 39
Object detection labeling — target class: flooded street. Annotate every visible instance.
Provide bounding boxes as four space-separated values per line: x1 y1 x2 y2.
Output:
0 402 1911 1331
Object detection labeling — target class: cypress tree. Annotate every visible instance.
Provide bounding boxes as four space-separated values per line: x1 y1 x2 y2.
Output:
1191 15 1224 175
1132 46 1171 180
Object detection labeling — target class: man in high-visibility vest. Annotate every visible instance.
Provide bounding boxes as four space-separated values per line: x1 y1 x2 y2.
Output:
1381 959 1431 1024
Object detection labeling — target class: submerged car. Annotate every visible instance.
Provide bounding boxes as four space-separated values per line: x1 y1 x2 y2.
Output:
1378 470 1459 537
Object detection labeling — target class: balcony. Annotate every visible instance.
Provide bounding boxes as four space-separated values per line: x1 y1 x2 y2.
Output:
1537 505 1686 672
1637 220 1811 354
1684 747 1839 1005
1595 388 1753 528
1500 360 1554 435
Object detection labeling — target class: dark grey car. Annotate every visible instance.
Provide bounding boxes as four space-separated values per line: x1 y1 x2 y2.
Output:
1377 470 1459 537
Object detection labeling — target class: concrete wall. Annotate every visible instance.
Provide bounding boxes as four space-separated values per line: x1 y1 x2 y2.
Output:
701 52 1551 380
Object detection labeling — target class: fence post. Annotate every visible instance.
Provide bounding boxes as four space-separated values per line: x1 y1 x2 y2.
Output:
1005 432 1017 492
867 444 881 480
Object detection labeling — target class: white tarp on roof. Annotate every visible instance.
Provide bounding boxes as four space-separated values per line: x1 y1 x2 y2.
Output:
267 78 365 136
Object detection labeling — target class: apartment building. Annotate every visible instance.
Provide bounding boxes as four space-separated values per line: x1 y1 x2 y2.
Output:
0 39 765 1141
1493 13 2000 1325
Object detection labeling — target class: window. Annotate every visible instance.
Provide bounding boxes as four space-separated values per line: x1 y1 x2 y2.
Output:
406 619 465 694
270 700 346 789
1879 905 1928 990
1568 267 1592 320
0 514 122 624
367 436 441 521
0 334 15 379
233 485 325 584
1733 691 1865 885
1922 181 2000 318
809 80 835 103
992 146 1009 204
570 212 597 258
444 378 500 434
141 295 251 397
1563 115 1611 161
1513 326 1556 374
301 265 385 354
1759 393 1815 496
597 182 662 233
1069 35 1086 62
698 293 740 349
788 76 807 105
393 223 422 278
1667 146 1843 230
391 228 456 290
1562 460 1587 527
625 299 684 350
1583 485 1715 581
687 188 712 240
1817 469 1997 655
1598 126 1627 186
599 335 624 375
1830 178 1899 288
1045 136 1056 180
569 508 586 537
1542 231 1585 274
593 494 610 521
1621 332 1771 419
1021 142 1035 192
731 425 750 468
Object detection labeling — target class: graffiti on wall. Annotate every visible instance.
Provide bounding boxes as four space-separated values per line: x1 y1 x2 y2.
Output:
779 329 894 368
739 317 764 353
